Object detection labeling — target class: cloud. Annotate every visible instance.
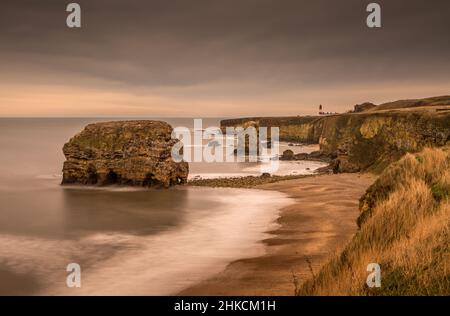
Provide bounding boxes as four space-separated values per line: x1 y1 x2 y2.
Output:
1 0 449 116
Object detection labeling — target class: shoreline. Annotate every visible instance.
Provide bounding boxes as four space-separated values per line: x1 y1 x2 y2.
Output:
0 186 292 295
179 173 375 295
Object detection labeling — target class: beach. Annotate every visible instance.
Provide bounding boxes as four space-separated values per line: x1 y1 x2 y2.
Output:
180 173 375 295
0 118 377 295
0 118 310 295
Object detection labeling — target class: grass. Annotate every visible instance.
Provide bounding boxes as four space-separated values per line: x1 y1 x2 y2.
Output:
297 147 450 295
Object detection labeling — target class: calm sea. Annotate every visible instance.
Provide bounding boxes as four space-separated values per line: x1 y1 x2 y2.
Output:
0 118 323 295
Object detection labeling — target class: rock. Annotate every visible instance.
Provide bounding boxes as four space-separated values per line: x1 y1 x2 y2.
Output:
308 150 324 159
61 120 189 188
263 140 272 149
232 120 272 156
336 144 349 156
188 173 307 188
293 153 308 160
280 149 334 162
293 150 333 162
280 149 294 160
353 102 376 113
235 121 260 156
335 158 360 173
316 164 334 174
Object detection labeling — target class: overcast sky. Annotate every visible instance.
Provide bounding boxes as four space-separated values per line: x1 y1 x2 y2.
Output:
1 0 449 117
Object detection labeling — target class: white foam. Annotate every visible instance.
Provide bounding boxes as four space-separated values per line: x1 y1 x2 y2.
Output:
0 187 292 295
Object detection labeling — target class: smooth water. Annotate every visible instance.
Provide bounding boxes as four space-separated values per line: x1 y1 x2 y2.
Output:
0 118 319 295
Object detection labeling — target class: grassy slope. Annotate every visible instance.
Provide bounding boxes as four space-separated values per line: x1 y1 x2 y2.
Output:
297 147 450 295
369 95 450 112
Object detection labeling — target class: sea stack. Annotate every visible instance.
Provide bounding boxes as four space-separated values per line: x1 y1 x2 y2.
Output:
61 120 189 188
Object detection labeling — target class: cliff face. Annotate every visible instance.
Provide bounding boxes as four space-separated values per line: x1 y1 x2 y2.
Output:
222 116 322 143
62 120 189 187
221 110 450 172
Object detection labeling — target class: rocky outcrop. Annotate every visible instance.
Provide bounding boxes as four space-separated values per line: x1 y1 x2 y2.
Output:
318 111 450 172
221 105 450 173
222 116 321 144
280 149 294 160
280 149 334 163
228 120 272 156
62 120 189 188
353 102 376 113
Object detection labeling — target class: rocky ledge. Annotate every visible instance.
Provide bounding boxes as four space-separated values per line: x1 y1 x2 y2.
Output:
62 120 189 188
279 149 334 162
188 173 310 188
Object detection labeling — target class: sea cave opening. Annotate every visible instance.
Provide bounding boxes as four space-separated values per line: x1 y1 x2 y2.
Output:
86 165 98 185
143 173 161 187
105 170 119 185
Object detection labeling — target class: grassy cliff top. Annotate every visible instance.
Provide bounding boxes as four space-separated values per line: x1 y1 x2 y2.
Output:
368 95 450 112
220 96 450 127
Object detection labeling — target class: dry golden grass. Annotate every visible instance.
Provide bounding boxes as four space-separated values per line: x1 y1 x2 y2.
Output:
298 147 450 295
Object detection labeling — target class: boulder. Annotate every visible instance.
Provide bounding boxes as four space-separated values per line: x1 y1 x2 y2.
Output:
61 120 189 188
235 120 260 157
333 158 360 173
293 153 308 160
353 102 376 113
280 149 294 160
308 150 325 159
292 150 334 162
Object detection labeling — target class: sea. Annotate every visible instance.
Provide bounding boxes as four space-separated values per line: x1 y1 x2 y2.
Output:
0 118 326 295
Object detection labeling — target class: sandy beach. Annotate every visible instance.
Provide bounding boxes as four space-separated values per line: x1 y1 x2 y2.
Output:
179 173 375 295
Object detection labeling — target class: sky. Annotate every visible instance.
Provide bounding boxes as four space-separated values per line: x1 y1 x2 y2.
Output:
1 0 449 117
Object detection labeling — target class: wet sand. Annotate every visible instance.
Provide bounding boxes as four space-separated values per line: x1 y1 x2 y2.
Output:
179 173 375 295
0 266 41 295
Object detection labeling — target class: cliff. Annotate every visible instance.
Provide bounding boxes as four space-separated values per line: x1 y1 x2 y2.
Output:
222 116 322 144
62 120 189 188
317 110 450 172
298 147 450 295
221 108 450 173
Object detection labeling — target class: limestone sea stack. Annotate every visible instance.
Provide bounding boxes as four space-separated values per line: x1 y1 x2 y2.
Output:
61 120 189 188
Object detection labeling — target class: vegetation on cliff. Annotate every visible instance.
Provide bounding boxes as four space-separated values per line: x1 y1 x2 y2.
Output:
297 147 450 295
365 95 450 112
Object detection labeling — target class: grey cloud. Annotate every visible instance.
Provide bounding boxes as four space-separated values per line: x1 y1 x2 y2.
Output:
0 0 449 100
